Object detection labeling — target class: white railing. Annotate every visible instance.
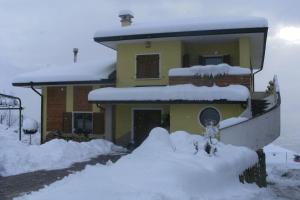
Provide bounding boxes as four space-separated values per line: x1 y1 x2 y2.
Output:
220 76 281 150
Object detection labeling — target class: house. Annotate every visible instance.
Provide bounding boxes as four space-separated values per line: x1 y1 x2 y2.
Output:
12 12 280 151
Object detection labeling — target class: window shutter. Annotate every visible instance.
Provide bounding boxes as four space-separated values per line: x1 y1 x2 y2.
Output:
93 112 105 135
136 54 159 78
62 112 72 133
223 55 231 65
183 54 190 67
198 55 204 65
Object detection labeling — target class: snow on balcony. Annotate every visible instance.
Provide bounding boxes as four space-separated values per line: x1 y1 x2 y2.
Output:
169 64 251 77
88 84 250 103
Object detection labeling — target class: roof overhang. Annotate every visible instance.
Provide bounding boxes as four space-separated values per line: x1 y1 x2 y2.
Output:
94 27 268 70
88 84 250 104
12 79 115 88
89 100 246 104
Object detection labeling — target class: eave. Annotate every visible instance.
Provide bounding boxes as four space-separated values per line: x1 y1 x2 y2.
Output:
12 79 116 88
89 100 247 104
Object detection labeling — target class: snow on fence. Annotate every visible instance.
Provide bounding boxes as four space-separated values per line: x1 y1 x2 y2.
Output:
220 76 281 150
0 93 23 140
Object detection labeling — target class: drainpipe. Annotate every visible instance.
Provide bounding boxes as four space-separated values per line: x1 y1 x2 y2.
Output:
253 68 263 92
30 82 44 144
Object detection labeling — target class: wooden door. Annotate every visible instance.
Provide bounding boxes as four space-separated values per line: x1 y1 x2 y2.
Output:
133 110 162 146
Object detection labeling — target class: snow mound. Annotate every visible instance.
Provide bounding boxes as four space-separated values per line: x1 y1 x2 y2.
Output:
0 132 125 176
22 118 39 132
169 64 251 77
19 128 259 200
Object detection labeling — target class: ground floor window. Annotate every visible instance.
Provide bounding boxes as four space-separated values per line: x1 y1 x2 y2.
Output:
73 113 93 134
199 107 221 127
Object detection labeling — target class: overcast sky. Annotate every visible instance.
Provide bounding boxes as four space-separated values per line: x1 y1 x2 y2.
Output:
0 0 299 150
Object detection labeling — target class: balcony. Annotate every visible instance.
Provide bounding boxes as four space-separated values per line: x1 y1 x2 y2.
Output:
168 64 252 89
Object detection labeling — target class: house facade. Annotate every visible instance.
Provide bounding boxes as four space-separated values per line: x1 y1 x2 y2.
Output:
13 13 280 150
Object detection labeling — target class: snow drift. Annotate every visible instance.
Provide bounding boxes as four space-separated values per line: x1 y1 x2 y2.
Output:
18 128 259 200
0 125 125 176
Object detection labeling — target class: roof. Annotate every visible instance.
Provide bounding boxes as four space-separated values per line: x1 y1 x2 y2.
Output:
88 84 249 104
169 64 251 77
94 16 268 70
12 60 116 87
94 16 267 42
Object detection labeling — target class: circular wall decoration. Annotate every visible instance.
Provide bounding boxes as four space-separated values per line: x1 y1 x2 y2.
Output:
199 107 221 127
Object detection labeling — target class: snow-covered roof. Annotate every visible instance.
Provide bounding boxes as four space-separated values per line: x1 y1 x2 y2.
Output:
169 64 251 77
88 84 249 103
12 60 116 87
95 16 267 40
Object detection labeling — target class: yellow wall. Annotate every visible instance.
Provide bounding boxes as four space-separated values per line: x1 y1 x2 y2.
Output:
170 104 245 134
115 104 169 140
183 41 240 66
239 37 251 67
116 41 182 87
66 86 73 112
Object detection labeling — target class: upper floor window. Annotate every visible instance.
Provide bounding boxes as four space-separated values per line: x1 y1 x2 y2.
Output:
199 55 231 65
136 54 159 79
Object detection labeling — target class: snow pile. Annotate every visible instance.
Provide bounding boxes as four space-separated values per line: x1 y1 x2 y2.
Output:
219 117 249 129
0 125 125 176
22 118 38 132
89 84 250 102
18 128 259 200
13 59 115 84
95 16 267 38
169 64 251 77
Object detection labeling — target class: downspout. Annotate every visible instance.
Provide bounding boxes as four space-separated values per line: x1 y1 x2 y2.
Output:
30 82 44 144
253 67 263 92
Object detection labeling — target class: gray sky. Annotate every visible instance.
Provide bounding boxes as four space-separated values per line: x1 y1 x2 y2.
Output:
0 0 299 150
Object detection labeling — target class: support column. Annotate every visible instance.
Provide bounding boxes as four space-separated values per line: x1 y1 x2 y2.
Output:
104 105 113 141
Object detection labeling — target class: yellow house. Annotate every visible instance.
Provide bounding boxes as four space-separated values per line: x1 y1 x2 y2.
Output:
12 13 280 150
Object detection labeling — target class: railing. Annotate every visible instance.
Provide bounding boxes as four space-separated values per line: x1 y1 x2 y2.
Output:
219 76 281 150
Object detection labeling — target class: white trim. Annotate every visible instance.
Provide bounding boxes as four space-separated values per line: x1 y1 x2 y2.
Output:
197 106 223 128
131 108 163 144
72 111 93 134
134 53 161 80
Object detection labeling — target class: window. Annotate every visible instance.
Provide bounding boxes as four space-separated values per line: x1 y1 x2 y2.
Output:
199 107 221 127
136 54 159 79
204 56 224 65
199 55 231 65
73 113 93 134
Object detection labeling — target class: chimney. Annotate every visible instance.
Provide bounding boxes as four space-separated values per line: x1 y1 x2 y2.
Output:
73 48 78 63
118 10 134 27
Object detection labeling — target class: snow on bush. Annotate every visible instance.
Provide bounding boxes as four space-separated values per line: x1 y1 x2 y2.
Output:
0 129 125 176
18 128 259 200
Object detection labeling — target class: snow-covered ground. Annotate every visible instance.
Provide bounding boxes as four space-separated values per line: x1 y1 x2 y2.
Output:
16 128 264 200
2 125 299 200
0 125 125 176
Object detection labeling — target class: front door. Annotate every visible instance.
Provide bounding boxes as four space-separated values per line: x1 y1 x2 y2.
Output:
133 110 162 146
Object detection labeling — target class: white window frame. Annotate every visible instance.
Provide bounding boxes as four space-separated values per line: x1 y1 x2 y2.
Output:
72 111 93 134
202 55 224 65
197 106 222 128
